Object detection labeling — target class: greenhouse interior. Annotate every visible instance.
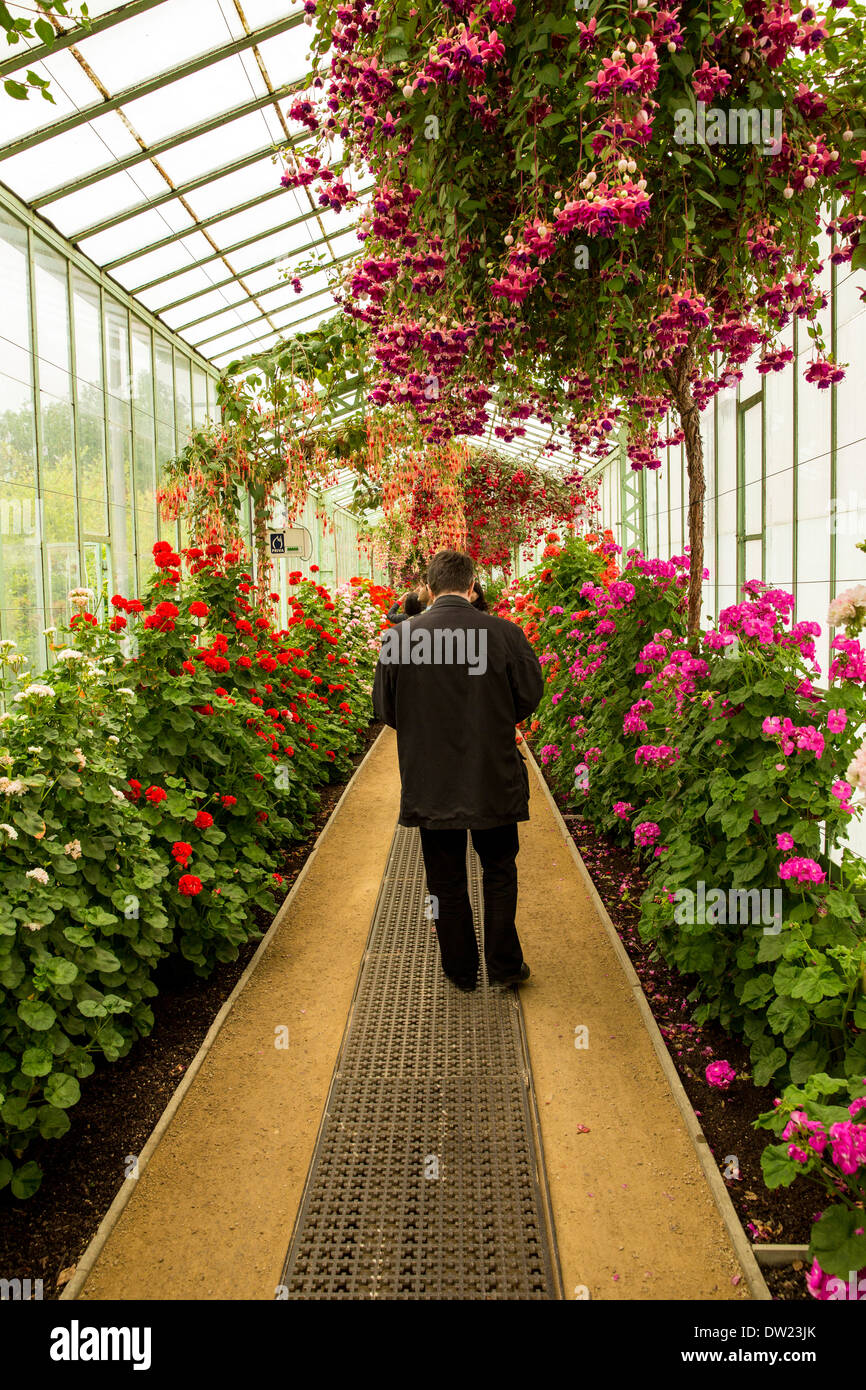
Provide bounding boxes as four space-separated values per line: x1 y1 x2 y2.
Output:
0 0 865 1333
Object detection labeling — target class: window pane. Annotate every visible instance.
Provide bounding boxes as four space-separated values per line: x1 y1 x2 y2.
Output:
0 477 43 669
72 270 102 394
131 319 154 417
33 238 71 379
174 352 192 443
0 210 31 385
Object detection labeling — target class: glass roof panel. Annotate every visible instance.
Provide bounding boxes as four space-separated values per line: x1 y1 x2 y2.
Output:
0 0 356 367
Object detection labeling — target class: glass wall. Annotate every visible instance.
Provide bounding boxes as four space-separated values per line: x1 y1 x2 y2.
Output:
0 200 218 672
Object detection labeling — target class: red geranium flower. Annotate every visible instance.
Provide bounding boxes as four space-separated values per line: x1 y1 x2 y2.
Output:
145 785 167 803
288 571 303 584
178 874 203 896
205 544 223 557
194 810 214 829
256 811 268 821
125 599 144 614
126 779 142 801
189 601 209 618
110 594 128 610
172 841 193 866
109 615 127 631
309 564 319 572
182 661 195 675
221 795 237 806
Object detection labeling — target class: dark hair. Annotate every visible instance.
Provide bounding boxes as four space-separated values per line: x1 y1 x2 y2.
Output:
426 549 474 596
471 580 489 613
404 593 423 616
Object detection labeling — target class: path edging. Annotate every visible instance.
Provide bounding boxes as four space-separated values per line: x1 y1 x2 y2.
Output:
60 727 388 1303
523 744 772 1302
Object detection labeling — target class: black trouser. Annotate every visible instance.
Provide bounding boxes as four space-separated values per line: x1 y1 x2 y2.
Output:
418 824 523 984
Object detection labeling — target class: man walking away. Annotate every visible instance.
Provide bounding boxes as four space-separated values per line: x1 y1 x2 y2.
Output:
373 549 544 993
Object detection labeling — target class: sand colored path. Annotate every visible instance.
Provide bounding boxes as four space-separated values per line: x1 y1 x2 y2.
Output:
69 728 754 1301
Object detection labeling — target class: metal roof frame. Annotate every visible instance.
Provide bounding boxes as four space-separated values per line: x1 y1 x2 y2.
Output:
0 12 306 161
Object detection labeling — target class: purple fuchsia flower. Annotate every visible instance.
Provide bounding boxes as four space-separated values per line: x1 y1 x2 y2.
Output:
705 1060 736 1089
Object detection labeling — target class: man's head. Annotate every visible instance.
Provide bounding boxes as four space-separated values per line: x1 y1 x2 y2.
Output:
404 592 423 616
426 550 475 599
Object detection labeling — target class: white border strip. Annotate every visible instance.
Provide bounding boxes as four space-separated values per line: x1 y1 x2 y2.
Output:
60 728 388 1302
524 745 772 1302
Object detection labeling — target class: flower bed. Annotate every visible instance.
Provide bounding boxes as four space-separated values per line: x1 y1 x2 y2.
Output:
506 529 866 1297
0 543 393 1197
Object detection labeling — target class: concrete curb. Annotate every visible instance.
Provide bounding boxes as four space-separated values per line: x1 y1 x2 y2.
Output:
753 1245 810 1268
60 728 388 1303
523 745 772 1302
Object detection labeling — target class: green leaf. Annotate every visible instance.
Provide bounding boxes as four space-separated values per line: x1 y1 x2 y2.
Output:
0 1157 12 1190
751 1045 787 1087
44 1072 80 1109
17 998 56 1031
760 1143 800 1189
11 1160 42 1199
37 1104 71 1140
21 1046 53 1077
810 1205 866 1279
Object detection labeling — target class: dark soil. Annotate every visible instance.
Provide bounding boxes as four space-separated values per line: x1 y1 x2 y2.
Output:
555 803 820 1301
0 723 383 1299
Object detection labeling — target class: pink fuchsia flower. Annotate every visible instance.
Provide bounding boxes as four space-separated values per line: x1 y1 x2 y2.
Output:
827 708 848 734
778 856 826 884
776 832 795 851
705 1060 736 1089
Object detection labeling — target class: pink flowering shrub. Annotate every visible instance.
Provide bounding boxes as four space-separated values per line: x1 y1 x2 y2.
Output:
530 540 866 1085
758 1072 866 1289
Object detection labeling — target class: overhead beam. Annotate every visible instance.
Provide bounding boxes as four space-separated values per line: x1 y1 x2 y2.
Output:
100 154 355 271
0 13 306 161
0 0 170 79
100 183 286 270
32 82 305 207
172 267 346 334
207 303 347 361
71 140 301 241
132 208 365 298
186 268 356 346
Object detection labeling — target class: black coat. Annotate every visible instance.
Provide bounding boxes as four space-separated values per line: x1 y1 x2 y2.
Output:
373 594 544 830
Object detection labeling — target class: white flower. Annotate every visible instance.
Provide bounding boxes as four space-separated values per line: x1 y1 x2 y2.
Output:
0 823 18 840
0 639 16 652
27 746 42 755
0 778 26 795
109 785 126 800
117 688 136 698
0 754 12 769
72 747 86 768
0 712 16 725
107 735 119 744
26 867 49 885
64 839 82 859
54 648 84 663
13 684 55 701
25 922 43 932
43 627 57 636
67 587 94 609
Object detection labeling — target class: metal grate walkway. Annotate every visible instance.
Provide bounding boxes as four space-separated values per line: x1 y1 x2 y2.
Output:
279 824 562 1299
